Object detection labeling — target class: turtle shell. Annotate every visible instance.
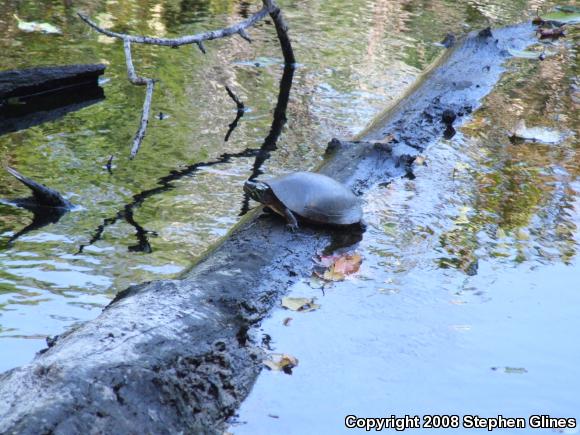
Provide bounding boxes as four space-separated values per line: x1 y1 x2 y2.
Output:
266 171 362 225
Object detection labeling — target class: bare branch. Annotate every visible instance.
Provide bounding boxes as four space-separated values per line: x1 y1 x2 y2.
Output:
129 79 154 159
77 6 269 47
122 40 156 159
263 0 296 65
196 41 206 54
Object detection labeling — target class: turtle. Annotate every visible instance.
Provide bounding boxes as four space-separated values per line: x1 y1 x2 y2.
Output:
243 171 363 231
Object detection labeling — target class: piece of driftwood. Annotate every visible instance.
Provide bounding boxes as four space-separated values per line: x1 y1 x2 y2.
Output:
0 64 104 100
79 0 295 159
0 64 105 136
1 166 74 244
0 23 537 435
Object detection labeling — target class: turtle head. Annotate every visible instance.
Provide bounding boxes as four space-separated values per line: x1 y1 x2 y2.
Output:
244 180 273 205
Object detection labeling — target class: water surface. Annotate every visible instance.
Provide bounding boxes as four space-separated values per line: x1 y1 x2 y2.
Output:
0 0 572 413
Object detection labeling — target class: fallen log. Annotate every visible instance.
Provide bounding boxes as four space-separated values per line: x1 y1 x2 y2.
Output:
0 24 537 435
0 64 105 135
0 64 104 100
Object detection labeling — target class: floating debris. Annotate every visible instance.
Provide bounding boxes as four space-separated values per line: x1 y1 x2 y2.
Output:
511 120 564 144
263 353 298 374
537 27 565 39
491 366 528 374
281 297 320 312
315 252 362 282
13 14 62 34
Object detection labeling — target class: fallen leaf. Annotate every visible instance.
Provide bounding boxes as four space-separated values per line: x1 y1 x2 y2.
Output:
308 276 325 289
322 268 344 281
377 134 395 144
333 253 362 275
378 287 400 295
516 229 530 240
263 353 299 374
13 14 61 34
317 252 362 281
283 317 293 326
496 227 507 239
281 297 320 312
313 253 340 268
454 162 471 171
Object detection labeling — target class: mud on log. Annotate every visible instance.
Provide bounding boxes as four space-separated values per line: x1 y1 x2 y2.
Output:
0 24 537 435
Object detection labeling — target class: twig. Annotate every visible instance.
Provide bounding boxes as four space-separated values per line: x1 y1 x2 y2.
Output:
122 40 156 159
77 6 269 47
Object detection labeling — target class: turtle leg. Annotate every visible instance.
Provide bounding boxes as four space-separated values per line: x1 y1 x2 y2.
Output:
283 207 299 232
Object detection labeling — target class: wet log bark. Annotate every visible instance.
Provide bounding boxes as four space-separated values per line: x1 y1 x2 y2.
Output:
0 24 537 435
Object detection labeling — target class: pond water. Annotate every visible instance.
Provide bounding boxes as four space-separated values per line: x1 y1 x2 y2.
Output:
232 7 580 433
0 0 577 426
